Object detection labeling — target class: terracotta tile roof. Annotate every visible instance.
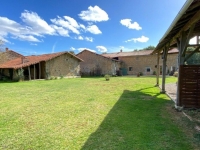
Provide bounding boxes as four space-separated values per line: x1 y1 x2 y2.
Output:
77 49 121 62
102 50 154 58
0 50 24 64
103 48 179 58
0 51 83 69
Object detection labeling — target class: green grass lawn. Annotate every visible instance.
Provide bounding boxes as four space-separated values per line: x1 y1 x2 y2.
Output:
0 76 195 149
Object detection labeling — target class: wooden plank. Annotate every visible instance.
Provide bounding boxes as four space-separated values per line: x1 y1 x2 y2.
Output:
182 24 195 56
34 65 35 80
39 62 41 79
156 52 160 86
28 66 31 80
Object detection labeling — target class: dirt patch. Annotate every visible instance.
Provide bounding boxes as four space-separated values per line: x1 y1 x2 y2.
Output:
165 103 200 149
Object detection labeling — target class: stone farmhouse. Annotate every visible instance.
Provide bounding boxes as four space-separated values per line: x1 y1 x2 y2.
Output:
102 49 179 75
77 50 120 76
0 48 83 80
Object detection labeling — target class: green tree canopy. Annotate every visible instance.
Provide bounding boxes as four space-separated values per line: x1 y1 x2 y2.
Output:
142 45 156 50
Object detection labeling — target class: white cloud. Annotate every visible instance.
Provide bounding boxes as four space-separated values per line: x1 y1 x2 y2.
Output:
52 25 69 37
13 35 41 42
120 19 142 30
21 10 56 35
70 47 76 51
96 46 107 52
78 47 96 53
86 25 102 34
79 6 109 22
125 36 149 43
78 36 84 40
85 37 93 42
51 16 80 34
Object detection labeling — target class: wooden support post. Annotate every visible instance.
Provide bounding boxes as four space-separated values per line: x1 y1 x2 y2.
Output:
39 62 41 79
28 66 31 80
34 65 35 80
155 52 160 86
161 46 168 93
176 31 187 106
181 24 195 57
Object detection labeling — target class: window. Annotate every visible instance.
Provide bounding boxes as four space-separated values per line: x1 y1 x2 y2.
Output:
146 67 151 72
129 67 133 71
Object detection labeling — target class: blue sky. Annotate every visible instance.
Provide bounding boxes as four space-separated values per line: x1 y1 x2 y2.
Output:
0 0 186 55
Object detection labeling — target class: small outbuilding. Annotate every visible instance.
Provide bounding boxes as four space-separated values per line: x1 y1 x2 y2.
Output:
0 50 83 80
77 50 120 76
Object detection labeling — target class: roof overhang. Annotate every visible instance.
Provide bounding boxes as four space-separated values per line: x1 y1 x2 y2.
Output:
152 0 200 54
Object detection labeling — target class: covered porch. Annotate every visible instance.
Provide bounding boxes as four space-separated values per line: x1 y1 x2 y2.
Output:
152 0 200 108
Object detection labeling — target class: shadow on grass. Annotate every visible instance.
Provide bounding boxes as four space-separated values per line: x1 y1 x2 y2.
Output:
81 87 191 150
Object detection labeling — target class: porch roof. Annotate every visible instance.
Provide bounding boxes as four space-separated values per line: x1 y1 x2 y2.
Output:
152 0 200 54
0 51 83 69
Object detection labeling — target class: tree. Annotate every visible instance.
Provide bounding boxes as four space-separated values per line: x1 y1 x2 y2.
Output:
0 39 5 52
186 47 200 65
143 45 156 50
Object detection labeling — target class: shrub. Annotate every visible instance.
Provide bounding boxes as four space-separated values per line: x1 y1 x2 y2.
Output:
60 75 64 79
104 74 110 81
173 72 178 77
153 71 156 75
50 76 55 80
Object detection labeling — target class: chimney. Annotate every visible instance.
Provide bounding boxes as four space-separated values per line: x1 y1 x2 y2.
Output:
5 48 9 51
120 49 122 52
21 57 25 64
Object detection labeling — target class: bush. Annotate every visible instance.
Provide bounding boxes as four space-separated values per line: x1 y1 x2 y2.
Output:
173 72 178 77
50 76 55 80
153 71 156 75
104 74 110 81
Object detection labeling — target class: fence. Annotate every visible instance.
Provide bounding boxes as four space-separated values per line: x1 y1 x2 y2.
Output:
179 65 200 108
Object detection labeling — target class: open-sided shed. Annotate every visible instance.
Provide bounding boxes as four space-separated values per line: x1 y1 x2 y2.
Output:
152 0 200 108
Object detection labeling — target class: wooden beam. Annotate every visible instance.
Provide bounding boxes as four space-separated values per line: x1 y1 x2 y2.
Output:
39 62 41 79
184 45 200 61
172 10 200 44
176 31 187 106
187 44 200 47
34 65 35 80
155 52 160 86
28 66 31 80
181 24 195 56
161 46 168 93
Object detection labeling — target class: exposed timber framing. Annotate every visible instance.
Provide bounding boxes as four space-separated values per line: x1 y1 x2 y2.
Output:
155 52 160 86
184 45 200 61
39 62 41 79
34 64 35 80
176 31 188 106
28 66 31 80
161 45 169 93
181 23 195 56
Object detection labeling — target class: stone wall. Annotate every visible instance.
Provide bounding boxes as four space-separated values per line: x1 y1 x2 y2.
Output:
77 50 120 76
45 53 81 77
119 53 178 75
0 50 22 65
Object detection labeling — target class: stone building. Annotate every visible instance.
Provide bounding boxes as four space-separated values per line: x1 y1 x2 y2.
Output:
0 50 83 80
0 48 23 65
102 49 178 75
77 50 121 76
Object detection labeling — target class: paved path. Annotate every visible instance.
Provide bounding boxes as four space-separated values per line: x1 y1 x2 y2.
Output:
160 83 177 103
